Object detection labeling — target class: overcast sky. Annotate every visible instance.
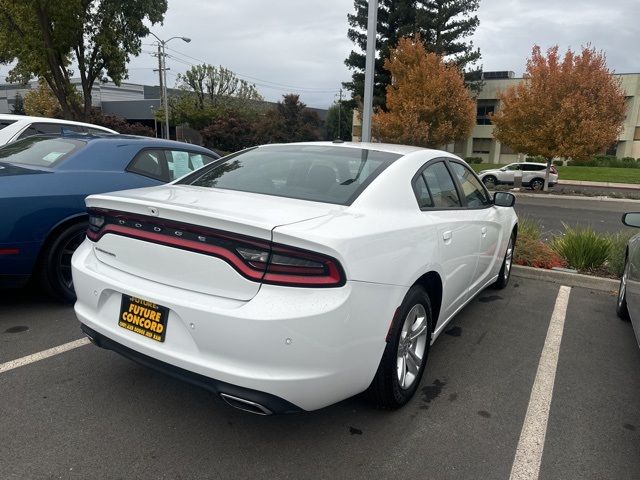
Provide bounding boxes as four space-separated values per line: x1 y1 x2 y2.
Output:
126 0 640 108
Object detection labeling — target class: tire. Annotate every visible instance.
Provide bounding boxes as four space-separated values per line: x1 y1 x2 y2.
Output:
492 231 515 290
482 175 497 189
530 178 544 191
39 221 88 302
617 253 630 321
367 285 433 409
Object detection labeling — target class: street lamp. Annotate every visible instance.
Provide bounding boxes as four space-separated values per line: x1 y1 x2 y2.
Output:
149 32 191 140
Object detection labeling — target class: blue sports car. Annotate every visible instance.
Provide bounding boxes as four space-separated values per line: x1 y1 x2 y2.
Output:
0 133 220 300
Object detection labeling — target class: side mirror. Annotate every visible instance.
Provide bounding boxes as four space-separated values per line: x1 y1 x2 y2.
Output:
494 192 516 207
500 167 507 171
622 212 640 228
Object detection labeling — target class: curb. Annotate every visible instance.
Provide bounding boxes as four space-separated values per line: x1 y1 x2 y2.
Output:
512 265 619 293
559 180 640 190
512 192 640 203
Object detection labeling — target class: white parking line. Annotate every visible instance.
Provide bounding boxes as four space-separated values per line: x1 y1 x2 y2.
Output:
0 338 90 374
509 285 571 480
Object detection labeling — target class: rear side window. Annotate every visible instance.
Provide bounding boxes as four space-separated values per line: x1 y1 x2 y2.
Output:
523 164 545 171
128 149 219 182
183 145 400 205
421 161 461 208
128 149 167 181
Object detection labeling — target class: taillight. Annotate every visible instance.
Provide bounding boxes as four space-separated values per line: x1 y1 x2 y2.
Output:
550 166 558 174
86 208 345 288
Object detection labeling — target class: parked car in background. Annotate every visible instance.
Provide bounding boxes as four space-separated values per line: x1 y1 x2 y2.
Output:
0 114 116 145
616 212 640 348
478 162 558 190
73 142 518 414
0 134 219 300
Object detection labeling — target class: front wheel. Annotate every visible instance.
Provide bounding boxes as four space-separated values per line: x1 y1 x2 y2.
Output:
492 232 515 289
483 175 497 189
367 285 432 409
617 253 630 321
40 221 87 302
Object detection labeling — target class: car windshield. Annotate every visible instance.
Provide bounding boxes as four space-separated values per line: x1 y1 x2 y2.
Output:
0 136 84 167
181 145 401 205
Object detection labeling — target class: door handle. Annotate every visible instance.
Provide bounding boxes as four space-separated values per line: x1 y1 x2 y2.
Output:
481 227 487 238
443 231 452 244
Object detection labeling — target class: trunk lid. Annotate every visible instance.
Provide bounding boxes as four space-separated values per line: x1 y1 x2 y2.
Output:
86 185 343 300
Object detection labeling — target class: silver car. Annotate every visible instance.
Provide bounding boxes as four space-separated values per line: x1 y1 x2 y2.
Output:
617 212 640 347
478 162 559 191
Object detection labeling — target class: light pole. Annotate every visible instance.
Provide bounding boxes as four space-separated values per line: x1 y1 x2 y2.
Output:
361 0 378 143
149 32 191 140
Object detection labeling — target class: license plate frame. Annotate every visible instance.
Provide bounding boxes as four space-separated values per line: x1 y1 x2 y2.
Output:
118 295 169 343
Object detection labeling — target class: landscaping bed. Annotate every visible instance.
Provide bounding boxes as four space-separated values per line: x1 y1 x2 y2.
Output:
514 218 632 279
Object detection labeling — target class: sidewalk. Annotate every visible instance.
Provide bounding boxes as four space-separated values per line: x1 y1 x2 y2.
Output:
558 179 640 190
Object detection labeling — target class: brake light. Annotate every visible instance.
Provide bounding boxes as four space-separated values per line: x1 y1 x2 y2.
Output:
86 209 345 288
550 166 558 174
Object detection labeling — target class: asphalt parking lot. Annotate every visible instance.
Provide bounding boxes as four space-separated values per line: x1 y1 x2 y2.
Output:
1 276 639 479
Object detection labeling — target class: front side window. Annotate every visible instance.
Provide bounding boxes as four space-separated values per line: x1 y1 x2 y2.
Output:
182 145 400 205
449 162 491 207
421 161 461 208
0 136 84 167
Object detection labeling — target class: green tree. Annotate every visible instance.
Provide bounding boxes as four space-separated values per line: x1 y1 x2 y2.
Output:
0 0 167 120
176 64 262 109
256 94 322 143
325 101 353 141
11 93 25 115
344 0 481 107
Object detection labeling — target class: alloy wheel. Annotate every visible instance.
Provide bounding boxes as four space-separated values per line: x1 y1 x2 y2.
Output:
396 304 429 390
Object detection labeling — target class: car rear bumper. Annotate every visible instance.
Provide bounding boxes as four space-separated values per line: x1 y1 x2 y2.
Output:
72 240 407 411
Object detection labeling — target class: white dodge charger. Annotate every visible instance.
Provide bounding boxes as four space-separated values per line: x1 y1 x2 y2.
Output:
72 142 518 414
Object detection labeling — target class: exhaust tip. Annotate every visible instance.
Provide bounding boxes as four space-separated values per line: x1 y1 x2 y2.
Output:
220 393 272 415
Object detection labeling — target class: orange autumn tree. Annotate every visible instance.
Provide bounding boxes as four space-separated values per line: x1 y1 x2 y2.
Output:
372 35 475 148
491 45 626 190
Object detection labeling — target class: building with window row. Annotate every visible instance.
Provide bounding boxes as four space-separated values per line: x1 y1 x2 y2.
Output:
448 71 640 163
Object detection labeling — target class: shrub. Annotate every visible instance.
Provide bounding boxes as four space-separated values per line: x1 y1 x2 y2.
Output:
622 157 638 168
606 231 635 277
465 156 483 164
526 155 547 163
513 217 567 269
552 225 612 271
552 160 564 167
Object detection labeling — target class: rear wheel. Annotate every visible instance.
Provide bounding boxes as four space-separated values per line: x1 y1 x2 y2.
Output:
40 221 87 302
530 178 544 191
367 285 432 409
482 175 497 189
492 232 515 289
617 253 630 321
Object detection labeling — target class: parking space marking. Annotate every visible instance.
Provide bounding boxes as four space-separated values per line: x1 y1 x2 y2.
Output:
0 337 90 374
509 285 571 480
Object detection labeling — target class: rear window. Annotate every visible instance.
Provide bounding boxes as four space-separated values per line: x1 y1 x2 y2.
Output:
0 136 84 167
182 145 400 205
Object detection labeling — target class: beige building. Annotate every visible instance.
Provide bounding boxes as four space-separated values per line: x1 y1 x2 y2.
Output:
447 71 640 164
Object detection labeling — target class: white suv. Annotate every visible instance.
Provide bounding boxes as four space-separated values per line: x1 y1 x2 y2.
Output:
478 162 558 190
0 114 116 145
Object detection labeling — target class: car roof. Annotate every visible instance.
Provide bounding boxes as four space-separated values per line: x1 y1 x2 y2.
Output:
263 141 430 156
18 133 217 153
0 113 115 130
